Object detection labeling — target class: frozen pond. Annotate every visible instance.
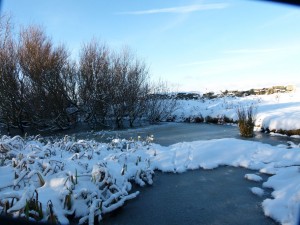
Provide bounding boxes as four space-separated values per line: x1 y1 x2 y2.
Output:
76 123 293 225
85 122 299 147
101 167 277 225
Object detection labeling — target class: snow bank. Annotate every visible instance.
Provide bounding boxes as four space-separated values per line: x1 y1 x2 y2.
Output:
1 136 300 224
173 90 300 132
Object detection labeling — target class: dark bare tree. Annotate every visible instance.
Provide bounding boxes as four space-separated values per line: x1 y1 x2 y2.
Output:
146 80 178 123
107 48 150 128
0 15 28 134
78 40 111 127
18 26 76 131
122 51 149 127
0 18 177 133
78 42 150 128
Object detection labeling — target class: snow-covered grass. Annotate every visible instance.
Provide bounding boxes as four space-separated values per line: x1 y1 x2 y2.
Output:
0 135 154 224
1 135 300 224
173 89 300 134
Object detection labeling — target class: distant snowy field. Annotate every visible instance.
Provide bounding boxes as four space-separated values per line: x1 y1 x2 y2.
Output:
1 136 300 225
173 89 300 133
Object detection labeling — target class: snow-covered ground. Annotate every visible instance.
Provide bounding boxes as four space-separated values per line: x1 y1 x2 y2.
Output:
1 135 300 225
173 89 300 133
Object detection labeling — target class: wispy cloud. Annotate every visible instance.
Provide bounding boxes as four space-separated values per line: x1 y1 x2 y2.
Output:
178 59 224 67
117 3 228 15
223 47 287 54
176 42 300 86
223 44 300 56
259 10 300 29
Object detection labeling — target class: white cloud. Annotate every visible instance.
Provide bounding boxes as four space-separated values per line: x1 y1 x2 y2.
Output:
117 3 228 15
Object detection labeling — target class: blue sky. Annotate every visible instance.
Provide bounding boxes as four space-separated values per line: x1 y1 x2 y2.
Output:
2 0 300 92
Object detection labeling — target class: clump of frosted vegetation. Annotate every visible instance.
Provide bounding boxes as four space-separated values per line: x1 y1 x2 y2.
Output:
0 135 154 224
236 105 256 137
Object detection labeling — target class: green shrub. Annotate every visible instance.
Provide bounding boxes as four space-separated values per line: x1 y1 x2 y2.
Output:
237 106 255 137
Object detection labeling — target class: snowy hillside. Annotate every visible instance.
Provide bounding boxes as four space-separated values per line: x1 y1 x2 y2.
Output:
173 88 300 134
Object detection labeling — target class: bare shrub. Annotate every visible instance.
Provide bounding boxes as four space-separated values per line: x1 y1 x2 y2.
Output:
0 15 29 134
78 40 111 127
205 116 219 124
146 80 177 123
0 18 176 133
18 26 76 131
78 41 150 128
109 48 149 128
122 51 149 127
275 129 300 136
236 106 255 137
223 115 234 124
193 115 204 123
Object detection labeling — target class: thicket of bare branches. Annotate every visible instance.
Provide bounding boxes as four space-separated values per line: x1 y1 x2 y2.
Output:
0 15 27 134
0 16 177 134
18 26 78 131
78 42 153 128
78 41 111 127
146 80 177 123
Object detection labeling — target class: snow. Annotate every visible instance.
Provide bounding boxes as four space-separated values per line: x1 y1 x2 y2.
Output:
245 174 263 182
2 89 300 224
251 187 264 197
1 135 300 224
172 89 300 132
